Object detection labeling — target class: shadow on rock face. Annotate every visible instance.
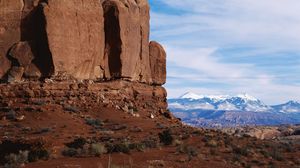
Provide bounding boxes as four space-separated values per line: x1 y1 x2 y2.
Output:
20 2 54 79
104 2 122 79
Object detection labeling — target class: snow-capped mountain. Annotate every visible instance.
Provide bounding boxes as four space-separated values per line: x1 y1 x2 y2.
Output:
168 92 300 127
272 101 300 113
169 92 271 112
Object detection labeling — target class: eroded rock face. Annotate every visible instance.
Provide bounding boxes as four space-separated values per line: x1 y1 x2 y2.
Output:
43 0 105 80
0 0 23 78
102 0 152 83
0 0 166 86
149 41 167 85
0 55 11 80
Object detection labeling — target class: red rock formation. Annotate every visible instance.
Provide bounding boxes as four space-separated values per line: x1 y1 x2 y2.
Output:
0 0 166 85
149 41 167 85
0 0 23 78
43 0 105 80
102 0 152 83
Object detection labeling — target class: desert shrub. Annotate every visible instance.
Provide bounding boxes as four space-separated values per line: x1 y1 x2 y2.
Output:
66 138 86 149
268 161 278 168
28 149 49 162
173 139 183 146
224 136 232 147
63 105 79 113
260 149 270 158
210 148 217 155
35 127 51 134
159 130 173 146
141 138 159 148
192 130 202 135
107 142 130 154
85 118 104 127
32 100 46 106
4 151 29 168
270 148 284 161
0 140 50 165
6 110 16 120
282 143 294 153
129 143 146 152
176 144 198 160
232 154 241 163
90 143 107 156
232 146 250 156
202 135 212 143
156 123 165 129
292 129 300 135
62 148 78 157
163 111 172 119
24 107 35 112
206 140 218 148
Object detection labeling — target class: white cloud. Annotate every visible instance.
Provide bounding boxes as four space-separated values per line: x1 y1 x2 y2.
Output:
151 0 300 51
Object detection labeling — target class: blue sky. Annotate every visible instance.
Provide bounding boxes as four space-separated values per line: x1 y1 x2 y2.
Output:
149 0 300 104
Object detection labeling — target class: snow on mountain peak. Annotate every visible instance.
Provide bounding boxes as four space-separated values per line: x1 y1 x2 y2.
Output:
179 92 230 100
179 92 258 101
236 93 258 101
206 95 230 100
179 92 204 99
286 100 300 105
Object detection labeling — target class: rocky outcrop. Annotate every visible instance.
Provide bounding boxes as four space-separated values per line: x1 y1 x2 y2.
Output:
103 0 152 83
0 0 166 85
0 80 168 117
149 41 167 85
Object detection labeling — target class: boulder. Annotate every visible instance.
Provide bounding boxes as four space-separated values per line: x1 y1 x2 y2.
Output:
7 67 24 83
149 41 167 85
42 0 105 79
102 0 152 83
8 41 34 67
24 63 42 79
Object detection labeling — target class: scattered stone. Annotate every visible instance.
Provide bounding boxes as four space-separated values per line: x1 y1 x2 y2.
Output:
16 115 25 121
150 113 155 119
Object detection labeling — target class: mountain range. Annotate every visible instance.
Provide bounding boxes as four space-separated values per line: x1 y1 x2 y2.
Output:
168 92 300 127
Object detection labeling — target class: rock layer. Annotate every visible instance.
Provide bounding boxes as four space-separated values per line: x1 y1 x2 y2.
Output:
0 0 166 85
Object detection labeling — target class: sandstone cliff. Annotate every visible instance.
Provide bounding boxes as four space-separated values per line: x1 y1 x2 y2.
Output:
0 0 166 85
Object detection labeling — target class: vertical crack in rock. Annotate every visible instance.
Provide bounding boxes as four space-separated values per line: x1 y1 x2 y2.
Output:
31 3 54 78
104 3 122 79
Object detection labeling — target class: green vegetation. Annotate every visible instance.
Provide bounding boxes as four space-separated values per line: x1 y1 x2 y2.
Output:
159 130 173 145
